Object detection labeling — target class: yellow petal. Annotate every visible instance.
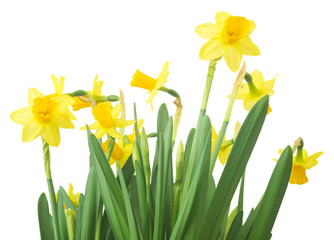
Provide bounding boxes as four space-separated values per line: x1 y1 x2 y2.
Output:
93 74 103 96
11 106 34 125
303 151 323 169
111 104 122 119
248 20 256 35
41 122 60 147
233 121 241 140
81 121 100 130
211 125 218 141
234 37 260 56
262 77 277 95
223 44 242 72
113 119 135 128
243 98 258 111
250 70 264 89
52 114 74 129
146 89 158 110
108 127 122 139
22 120 43 142
51 75 59 93
199 39 225 60
195 23 221 39
28 88 43 106
156 61 169 90
95 128 107 139
58 76 65 95
215 12 232 28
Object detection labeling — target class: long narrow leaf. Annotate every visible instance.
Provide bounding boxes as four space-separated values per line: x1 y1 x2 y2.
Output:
38 193 55 240
57 190 69 240
196 95 269 240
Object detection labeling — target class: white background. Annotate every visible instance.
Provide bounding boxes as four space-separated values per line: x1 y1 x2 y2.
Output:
1 0 333 239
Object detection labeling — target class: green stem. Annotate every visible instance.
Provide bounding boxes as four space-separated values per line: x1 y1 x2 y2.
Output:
180 59 218 205
172 98 183 145
94 197 103 240
42 139 60 240
158 86 181 99
209 63 246 175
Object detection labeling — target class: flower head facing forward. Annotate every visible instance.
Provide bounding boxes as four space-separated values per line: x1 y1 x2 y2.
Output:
196 12 260 72
274 149 323 185
11 88 75 147
131 61 169 110
212 121 241 165
102 138 133 168
233 70 276 113
82 102 134 139
72 74 104 111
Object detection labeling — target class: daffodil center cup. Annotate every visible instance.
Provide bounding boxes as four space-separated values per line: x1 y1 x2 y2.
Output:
32 97 57 122
222 16 250 44
98 114 114 128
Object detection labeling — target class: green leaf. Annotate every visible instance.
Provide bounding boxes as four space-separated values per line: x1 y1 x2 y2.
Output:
181 128 195 189
226 211 243 240
80 167 97 240
59 187 76 213
100 211 110 240
88 131 129 240
247 146 292 240
57 190 69 240
75 194 84 240
134 160 146 233
116 155 134 188
65 208 76 240
38 193 55 240
196 95 269 240
117 161 139 240
170 116 212 240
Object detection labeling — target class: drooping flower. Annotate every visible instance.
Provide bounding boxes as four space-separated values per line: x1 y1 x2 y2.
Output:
233 70 276 114
102 138 133 168
195 12 260 72
11 88 75 147
82 102 134 139
274 149 323 185
131 62 169 110
212 121 241 165
72 74 104 111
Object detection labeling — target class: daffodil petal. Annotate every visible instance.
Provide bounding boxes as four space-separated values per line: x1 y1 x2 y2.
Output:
28 88 43 106
156 61 169 89
95 128 107 139
41 122 60 147
234 37 260 56
58 76 65 95
199 39 225 60
243 98 258 111
215 11 231 28
223 45 242 72
52 114 74 129
93 74 103 96
289 165 308 185
233 122 241 139
22 121 43 142
211 125 218 140
146 89 157 110
113 119 135 128
108 128 122 139
248 20 256 35
304 152 323 169
111 104 122 119
262 78 276 96
195 23 222 39
11 106 34 125
51 75 58 93
251 70 264 89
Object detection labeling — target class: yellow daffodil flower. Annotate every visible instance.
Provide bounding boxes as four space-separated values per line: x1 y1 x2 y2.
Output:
196 12 260 72
233 70 276 114
131 61 169 110
11 88 75 147
72 74 104 111
82 102 134 138
212 121 241 165
128 119 144 143
274 149 323 185
102 138 133 168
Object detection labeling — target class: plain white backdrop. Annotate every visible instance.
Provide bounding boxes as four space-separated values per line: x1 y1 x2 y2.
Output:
1 0 333 239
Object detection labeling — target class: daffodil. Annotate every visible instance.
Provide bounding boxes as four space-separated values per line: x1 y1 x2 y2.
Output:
233 70 276 113
68 183 80 208
82 102 134 138
195 12 260 72
102 138 133 168
131 61 169 110
11 88 75 147
212 121 241 165
72 74 104 111
275 149 323 185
